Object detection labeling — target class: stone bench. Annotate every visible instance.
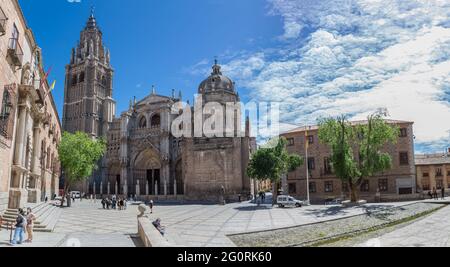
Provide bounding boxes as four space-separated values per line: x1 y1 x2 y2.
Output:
137 217 171 247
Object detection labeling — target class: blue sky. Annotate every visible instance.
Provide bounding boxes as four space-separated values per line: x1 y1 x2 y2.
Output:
19 0 450 153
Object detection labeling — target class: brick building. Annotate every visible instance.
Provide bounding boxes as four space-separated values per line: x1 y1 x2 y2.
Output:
416 149 450 194
280 120 417 204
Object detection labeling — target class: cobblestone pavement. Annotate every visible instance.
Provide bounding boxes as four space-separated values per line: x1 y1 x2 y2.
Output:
0 198 425 247
357 204 450 247
149 200 418 247
0 199 141 247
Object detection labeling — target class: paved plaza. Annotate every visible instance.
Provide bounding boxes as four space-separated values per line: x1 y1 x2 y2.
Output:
358 205 450 247
1 197 448 247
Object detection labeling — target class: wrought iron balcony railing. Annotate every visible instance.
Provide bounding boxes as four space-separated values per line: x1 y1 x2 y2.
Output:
0 7 7 36
7 38 24 68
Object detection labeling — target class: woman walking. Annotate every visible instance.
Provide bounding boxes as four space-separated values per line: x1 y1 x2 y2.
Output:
25 208 36 243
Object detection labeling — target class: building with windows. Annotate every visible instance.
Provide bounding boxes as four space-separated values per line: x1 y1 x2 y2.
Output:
280 120 417 204
416 149 450 194
0 0 61 213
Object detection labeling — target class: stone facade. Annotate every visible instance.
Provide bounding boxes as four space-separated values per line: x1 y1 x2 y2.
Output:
0 0 61 212
280 120 417 204
102 63 256 202
416 150 450 193
62 12 116 191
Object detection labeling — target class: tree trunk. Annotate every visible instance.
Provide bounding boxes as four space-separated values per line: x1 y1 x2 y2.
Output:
61 181 71 208
349 183 359 203
272 181 277 206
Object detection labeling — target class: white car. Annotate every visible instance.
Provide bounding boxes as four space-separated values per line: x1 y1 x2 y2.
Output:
277 195 303 208
70 191 81 199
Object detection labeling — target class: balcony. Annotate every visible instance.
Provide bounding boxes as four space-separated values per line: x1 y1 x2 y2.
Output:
7 38 24 68
0 7 7 36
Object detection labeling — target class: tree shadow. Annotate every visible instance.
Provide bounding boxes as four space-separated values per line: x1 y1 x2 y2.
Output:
233 205 273 211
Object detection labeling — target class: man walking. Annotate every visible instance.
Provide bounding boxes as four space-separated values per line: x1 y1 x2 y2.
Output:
442 187 446 200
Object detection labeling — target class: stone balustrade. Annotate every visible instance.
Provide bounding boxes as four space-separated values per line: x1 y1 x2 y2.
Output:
137 216 171 247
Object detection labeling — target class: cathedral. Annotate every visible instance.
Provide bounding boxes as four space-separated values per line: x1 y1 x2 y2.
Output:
63 12 256 202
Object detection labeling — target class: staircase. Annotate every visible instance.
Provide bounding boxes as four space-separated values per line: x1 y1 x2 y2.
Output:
0 202 62 232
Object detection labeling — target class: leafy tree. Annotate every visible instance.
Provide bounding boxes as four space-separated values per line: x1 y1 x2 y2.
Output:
318 112 399 202
247 137 303 205
58 131 106 207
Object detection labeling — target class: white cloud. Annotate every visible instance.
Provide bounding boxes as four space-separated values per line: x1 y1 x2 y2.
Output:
219 0 450 152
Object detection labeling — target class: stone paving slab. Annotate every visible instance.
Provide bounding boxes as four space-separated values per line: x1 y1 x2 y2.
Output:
357 205 450 247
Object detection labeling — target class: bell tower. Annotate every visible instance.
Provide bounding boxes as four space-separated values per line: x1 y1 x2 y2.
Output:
62 8 116 138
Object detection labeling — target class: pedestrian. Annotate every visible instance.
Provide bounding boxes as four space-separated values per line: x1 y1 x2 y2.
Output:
428 190 433 199
152 218 166 236
101 198 106 209
112 198 117 210
124 198 128 210
11 209 26 245
119 198 124 211
149 200 154 214
45 196 48 203
433 187 438 200
25 208 36 243
442 187 446 200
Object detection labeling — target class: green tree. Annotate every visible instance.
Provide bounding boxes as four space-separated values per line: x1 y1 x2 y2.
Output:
318 112 399 202
58 131 106 207
247 137 303 205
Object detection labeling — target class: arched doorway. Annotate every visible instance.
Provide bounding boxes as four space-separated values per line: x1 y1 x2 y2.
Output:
175 159 184 195
133 148 161 195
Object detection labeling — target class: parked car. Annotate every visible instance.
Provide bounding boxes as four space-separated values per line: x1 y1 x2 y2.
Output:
53 196 63 206
325 198 343 205
277 195 303 208
70 191 81 199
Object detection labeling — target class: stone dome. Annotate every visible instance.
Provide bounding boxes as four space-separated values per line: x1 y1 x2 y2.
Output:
198 61 236 94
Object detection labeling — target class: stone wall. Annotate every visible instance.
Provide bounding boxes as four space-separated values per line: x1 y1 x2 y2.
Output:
137 217 171 247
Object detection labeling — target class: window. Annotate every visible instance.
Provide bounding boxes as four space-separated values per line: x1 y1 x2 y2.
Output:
324 181 333 193
360 180 370 192
0 86 15 139
342 182 349 192
71 75 77 86
0 6 7 35
289 183 296 194
138 116 147 128
11 24 19 44
378 179 388 192
150 114 161 128
436 180 443 190
309 182 316 193
399 128 408 137
308 157 315 170
308 135 314 145
436 168 443 177
79 72 85 83
324 157 332 175
447 170 450 176
399 152 409 165
287 138 294 146
423 172 429 178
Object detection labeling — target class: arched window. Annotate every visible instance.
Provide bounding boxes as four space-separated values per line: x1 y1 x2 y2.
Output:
138 116 147 129
150 114 161 128
71 75 77 86
79 72 85 83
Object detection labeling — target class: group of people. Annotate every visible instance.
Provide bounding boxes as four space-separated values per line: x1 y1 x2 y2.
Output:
10 208 36 245
101 196 127 210
428 187 446 200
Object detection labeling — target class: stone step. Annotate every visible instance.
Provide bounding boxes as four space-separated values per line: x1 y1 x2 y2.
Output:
34 205 57 225
34 206 62 232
